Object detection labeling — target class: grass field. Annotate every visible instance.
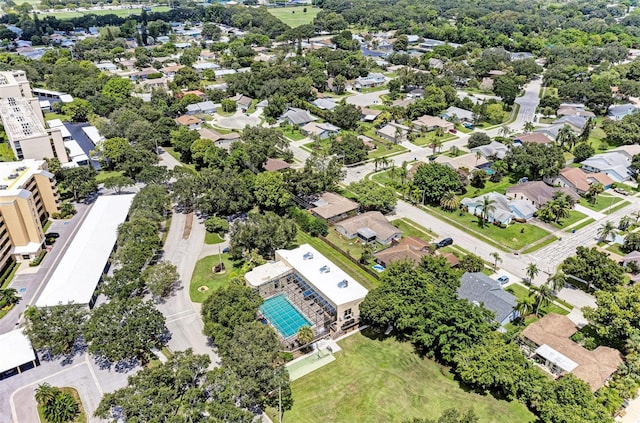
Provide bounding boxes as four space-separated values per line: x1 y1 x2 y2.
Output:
564 218 594 232
95 170 122 183
268 6 320 27
189 253 238 303
277 331 535 423
578 194 622 212
549 209 588 229
204 231 224 245
39 6 170 19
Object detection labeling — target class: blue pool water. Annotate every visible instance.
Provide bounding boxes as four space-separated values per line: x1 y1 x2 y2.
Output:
260 294 311 339
372 264 385 272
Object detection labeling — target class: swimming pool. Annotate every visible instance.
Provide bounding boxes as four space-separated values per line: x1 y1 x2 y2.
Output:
260 294 312 339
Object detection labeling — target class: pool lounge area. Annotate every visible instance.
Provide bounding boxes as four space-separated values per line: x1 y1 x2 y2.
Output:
260 293 312 339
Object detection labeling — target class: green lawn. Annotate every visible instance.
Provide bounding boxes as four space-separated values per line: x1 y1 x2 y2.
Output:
548 209 588 229
412 132 457 148
564 218 594 232
520 235 558 254
0 143 15 162
44 111 71 122
95 170 123 183
204 232 224 245
368 140 407 159
430 208 551 252
281 127 306 141
40 6 170 19
189 253 238 303
609 200 631 214
163 147 196 170
578 194 622 212
277 331 535 423
605 243 626 256
268 6 320 27
392 218 436 240
296 231 379 289
466 178 515 197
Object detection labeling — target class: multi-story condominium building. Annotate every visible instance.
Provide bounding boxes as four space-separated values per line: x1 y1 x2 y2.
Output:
0 71 68 163
0 159 60 274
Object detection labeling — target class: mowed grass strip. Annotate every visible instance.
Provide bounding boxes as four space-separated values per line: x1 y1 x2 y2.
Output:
268 6 320 27
279 331 535 423
189 253 237 303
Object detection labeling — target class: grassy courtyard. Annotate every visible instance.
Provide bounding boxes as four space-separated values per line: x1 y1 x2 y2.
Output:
189 253 238 303
278 331 535 423
204 232 224 245
578 194 623 212
268 6 320 27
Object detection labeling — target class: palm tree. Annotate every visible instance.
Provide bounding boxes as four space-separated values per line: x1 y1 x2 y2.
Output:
619 215 634 231
499 125 511 137
549 195 571 223
632 210 640 224
515 294 536 320
586 182 604 205
525 263 539 286
556 125 575 151
297 325 314 352
598 220 617 243
398 161 408 186
440 190 460 211
411 186 422 205
523 121 535 133
533 283 554 316
0 288 19 308
373 157 381 172
480 195 497 226
449 145 460 157
490 251 502 270
43 391 79 423
35 383 57 406
548 272 567 293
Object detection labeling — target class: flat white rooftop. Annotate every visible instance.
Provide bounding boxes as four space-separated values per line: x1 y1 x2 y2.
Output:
0 97 46 141
81 125 103 145
0 329 36 374
276 244 368 307
245 261 292 287
535 344 578 373
0 159 51 196
36 194 134 307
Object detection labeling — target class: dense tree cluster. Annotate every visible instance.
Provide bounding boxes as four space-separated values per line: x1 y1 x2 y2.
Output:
229 211 297 259
361 261 613 422
505 143 565 180
560 246 625 291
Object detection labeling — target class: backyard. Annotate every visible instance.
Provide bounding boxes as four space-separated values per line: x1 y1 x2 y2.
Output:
276 330 535 423
268 6 320 27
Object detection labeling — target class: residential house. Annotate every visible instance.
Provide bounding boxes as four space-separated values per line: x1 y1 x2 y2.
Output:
461 192 536 224
354 73 386 90
198 128 240 150
263 158 290 172
556 105 595 118
391 97 415 108
520 313 623 392
139 78 168 90
608 103 637 120
229 94 253 111
545 167 614 195
283 108 317 127
510 52 535 61
376 123 409 143
434 152 489 171
358 135 377 150
256 99 268 110
175 115 202 130
412 115 454 132
611 144 640 161
310 192 359 223
186 101 218 115
361 107 382 122
407 88 425 99
374 237 431 267
506 181 579 208
96 62 117 72
513 132 553 145
458 272 518 326
621 251 640 267
301 122 341 139
581 151 633 182
440 106 474 123
160 64 184 78
335 211 402 245
312 98 337 111
470 141 509 160
553 115 588 132
418 38 461 50
479 77 494 91
427 58 444 70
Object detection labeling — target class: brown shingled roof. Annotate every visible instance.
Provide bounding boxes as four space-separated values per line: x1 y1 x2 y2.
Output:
522 313 623 392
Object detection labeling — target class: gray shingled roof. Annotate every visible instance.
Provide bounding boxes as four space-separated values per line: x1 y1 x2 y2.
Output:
458 272 517 324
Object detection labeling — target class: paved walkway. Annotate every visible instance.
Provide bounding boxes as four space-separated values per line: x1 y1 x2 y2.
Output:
574 203 605 220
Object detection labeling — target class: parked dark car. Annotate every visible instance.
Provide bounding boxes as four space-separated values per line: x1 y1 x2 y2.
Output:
46 232 60 239
435 237 453 248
